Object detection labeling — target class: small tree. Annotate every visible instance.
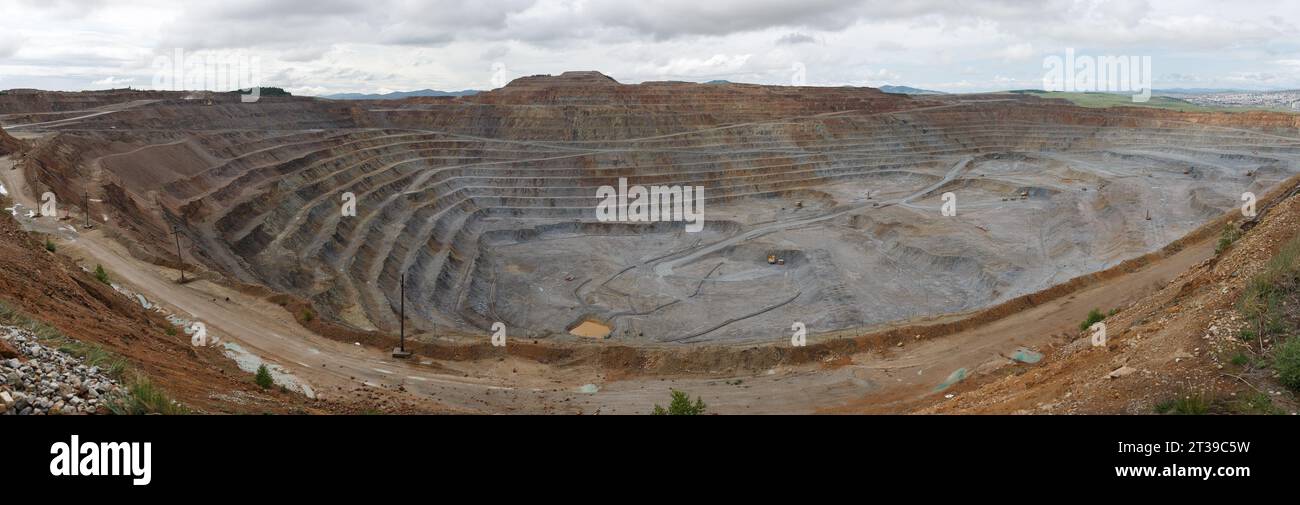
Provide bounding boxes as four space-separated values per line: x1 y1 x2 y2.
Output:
1216 224 1243 255
652 389 706 415
94 264 111 285
255 364 274 389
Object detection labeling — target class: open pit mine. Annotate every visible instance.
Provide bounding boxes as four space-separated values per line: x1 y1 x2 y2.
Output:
4 72 1300 413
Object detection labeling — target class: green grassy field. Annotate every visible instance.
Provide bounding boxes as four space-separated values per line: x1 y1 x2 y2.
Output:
987 89 1300 114
1006 90 1240 112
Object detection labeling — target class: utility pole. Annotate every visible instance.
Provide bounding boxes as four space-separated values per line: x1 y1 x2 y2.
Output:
400 273 405 348
82 191 91 229
393 273 411 358
172 225 186 283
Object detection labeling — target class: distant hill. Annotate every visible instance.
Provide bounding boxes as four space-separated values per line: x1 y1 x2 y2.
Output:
878 85 946 95
1006 90 1229 112
320 89 481 100
230 87 292 97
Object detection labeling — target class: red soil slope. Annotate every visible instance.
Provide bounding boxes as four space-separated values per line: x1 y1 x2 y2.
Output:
0 209 320 413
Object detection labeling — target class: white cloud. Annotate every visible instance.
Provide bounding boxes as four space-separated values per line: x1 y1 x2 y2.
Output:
994 43 1035 62
776 33 818 45
3 0 1300 94
0 32 24 58
91 76 135 86
642 54 754 78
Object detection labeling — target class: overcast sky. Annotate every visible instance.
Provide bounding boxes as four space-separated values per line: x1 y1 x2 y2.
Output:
2 0 1298 95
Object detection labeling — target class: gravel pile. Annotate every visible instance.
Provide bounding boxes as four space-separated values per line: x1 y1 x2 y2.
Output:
1 326 125 415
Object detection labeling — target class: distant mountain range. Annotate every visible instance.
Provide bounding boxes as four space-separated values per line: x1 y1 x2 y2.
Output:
878 85 947 95
314 86 1300 100
703 81 948 95
319 89 481 100
317 83 954 99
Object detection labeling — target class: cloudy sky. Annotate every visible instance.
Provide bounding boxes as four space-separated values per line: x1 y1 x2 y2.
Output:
2 0 1298 95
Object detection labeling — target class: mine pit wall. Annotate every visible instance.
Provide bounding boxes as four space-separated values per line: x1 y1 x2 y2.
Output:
0 126 24 155
0 89 177 114
358 80 928 140
918 101 1300 131
251 166 1298 377
11 85 1300 347
463 220 743 329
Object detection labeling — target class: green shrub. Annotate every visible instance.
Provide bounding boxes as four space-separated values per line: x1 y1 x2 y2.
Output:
1079 308 1106 332
44 238 56 252
1274 337 1300 391
1216 224 1243 254
255 364 274 389
652 389 706 415
301 308 314 322
1154 393 1209 415
94 264 111 285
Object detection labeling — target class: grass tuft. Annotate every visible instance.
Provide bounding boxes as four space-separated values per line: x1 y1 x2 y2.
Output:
1154 393 1210 415
94 263 111 285
1230 392 1284 415
1274 337 1300 391
107 375 191 415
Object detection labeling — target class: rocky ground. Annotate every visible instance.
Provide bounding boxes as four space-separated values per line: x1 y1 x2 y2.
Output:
1 326 126 415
